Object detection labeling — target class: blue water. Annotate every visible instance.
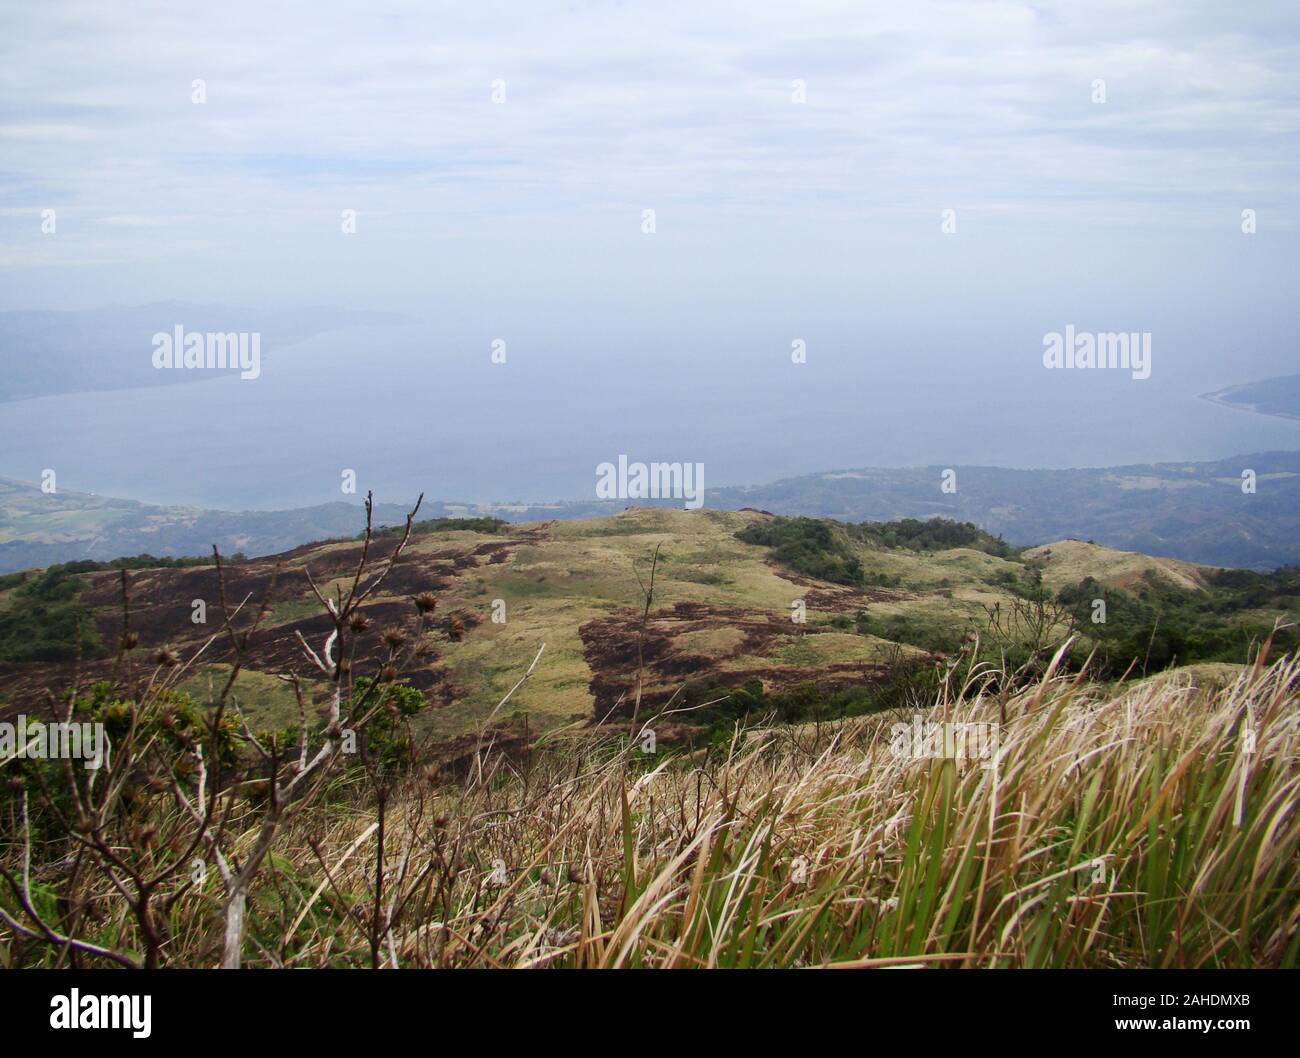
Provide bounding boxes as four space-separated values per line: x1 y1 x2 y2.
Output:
2 322 1298 510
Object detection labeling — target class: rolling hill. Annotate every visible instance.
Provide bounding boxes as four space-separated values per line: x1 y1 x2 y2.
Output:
3 507 1295 746
3 506 1298 971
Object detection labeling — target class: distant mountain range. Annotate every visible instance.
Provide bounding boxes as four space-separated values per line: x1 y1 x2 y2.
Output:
3 449 1299 572
707 452 1300 570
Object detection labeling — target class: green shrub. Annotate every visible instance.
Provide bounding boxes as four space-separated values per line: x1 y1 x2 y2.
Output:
736 517 864 586
852 517 1018 558
1059 572 1300 674
0 566 104 662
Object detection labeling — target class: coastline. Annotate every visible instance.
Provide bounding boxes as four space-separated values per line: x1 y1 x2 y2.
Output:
1199 386 1300 424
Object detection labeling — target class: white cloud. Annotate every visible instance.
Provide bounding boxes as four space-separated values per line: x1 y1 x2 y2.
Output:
1 0 1297 275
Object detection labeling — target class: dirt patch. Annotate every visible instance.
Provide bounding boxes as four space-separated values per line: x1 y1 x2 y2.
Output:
763 562 915 607
578 601 890 720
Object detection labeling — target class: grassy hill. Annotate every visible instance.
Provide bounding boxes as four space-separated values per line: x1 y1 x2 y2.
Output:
2 508 1295 746
3 506 1298 969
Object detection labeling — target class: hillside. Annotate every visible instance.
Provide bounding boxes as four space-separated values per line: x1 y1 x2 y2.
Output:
1025 539 1211 593
5 631 1298 969
3 508 1295 746
3 506 1298 971
711 452 1300 570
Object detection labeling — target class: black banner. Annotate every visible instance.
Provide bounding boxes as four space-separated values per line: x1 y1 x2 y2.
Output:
2 969 1286 1045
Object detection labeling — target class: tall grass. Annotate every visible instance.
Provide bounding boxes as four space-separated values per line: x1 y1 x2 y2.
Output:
5 653 1298 967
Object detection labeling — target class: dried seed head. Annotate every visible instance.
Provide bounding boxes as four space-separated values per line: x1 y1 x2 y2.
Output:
153 648 181 667
413 592 438 615
447 617 466 642
382 627 407 651
132 824 158 850
380 663 399 682
348 613 371 633
121 631 139 651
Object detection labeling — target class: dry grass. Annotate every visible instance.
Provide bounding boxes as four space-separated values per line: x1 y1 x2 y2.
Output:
1025 538 1212 593
11 648 1293 968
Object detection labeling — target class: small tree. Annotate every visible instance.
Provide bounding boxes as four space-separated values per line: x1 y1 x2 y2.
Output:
0 492 428 969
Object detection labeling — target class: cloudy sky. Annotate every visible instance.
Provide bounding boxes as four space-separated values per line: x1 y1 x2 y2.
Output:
1 1 1299 507
2 0 1298 309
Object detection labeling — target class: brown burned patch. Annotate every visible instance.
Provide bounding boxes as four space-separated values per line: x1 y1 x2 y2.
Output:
0 532 530 714
768 563 915 608
579 600 891 720
425 722 533 782
723 661 890 696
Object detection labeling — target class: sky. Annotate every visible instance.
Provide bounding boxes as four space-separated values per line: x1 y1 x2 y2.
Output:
2 1 1298 300
1 1 1299 506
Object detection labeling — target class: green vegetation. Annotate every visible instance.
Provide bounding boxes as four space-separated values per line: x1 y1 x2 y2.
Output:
375 516 507 539
859 612 966 654
0 553 225 591
348 676 428 778
735 517 864 585
1061 568 1300 674
853 517 1018 558
737 514 1300 680
0 565 104 662
0 555 228 663
6 655 1297 967
1 681 240 842
1206 564 1300 608
736 515 1015 588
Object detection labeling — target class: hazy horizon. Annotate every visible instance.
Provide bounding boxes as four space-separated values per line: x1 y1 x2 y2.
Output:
3 1 1300 509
